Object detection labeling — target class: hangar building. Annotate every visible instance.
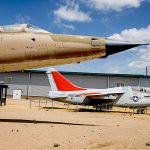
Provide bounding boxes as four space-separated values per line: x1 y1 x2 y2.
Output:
0 70 150 98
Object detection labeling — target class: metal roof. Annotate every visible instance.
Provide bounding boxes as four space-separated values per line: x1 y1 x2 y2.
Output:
14 70 150 78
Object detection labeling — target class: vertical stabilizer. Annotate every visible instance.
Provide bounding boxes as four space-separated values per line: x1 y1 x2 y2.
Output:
46 68 86 91
47 68 58 91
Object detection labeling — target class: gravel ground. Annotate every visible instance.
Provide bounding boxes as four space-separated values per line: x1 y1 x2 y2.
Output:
0 98 150 150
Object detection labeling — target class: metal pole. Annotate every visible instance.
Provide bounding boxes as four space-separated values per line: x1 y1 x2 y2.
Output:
39 99 40 107
107 75 110 88
27 72 31 99
5 86 7 105
67 103 69 111
133 107 135 114
30 99 31 108
45 100 47 107
76 102 78 112
51 100 53 110
146 66 148 76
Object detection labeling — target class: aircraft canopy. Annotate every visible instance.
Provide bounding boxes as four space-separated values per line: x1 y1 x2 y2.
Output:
0 24 49 33
132 86 150 93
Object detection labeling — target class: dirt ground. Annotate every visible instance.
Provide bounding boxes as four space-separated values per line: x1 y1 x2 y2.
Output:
0 98 150 150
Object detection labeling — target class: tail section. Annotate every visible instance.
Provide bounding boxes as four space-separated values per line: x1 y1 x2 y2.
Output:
47 68 86 91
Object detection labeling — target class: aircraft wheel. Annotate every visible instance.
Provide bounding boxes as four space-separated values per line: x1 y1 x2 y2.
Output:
137 109 141 114
141 109 145 114
96 106 101 112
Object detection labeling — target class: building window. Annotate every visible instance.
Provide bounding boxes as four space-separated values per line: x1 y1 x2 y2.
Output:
117 82 125 87
5 77 13 84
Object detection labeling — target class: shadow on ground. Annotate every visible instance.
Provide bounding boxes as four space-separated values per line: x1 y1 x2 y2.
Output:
0 118 98 126
42 106 65 110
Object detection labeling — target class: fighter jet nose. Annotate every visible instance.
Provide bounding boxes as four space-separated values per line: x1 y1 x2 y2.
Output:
105 39 148 56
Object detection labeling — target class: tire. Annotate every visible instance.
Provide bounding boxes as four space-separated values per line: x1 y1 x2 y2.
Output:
96 106 101 112
137 109 141 114
137 109 145 114
141 109 145 114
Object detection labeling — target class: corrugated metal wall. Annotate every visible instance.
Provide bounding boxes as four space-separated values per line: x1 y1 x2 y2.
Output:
8 84 28 96
64 74 108 89
0 71 150 97
29 73 50 96
139 78 150 87
109 76 140 88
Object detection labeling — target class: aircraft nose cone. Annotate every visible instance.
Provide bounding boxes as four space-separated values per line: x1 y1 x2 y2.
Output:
105 39 148 56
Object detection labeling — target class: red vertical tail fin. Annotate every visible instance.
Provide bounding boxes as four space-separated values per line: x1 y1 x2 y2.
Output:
47 68 86 91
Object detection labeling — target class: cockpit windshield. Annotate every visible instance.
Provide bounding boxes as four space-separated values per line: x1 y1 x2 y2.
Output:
26 24 49 33
0 24 50 33
132 86 150 93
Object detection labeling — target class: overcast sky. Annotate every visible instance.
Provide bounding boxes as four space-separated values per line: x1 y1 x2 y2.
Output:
0 0 150 74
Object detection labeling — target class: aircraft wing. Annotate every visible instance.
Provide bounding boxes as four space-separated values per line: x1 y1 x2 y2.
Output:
76 90 125 107
79 90 124 99
80 91 125 105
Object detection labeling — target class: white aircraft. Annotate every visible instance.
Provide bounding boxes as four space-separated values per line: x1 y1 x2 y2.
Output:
47 68 150 114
